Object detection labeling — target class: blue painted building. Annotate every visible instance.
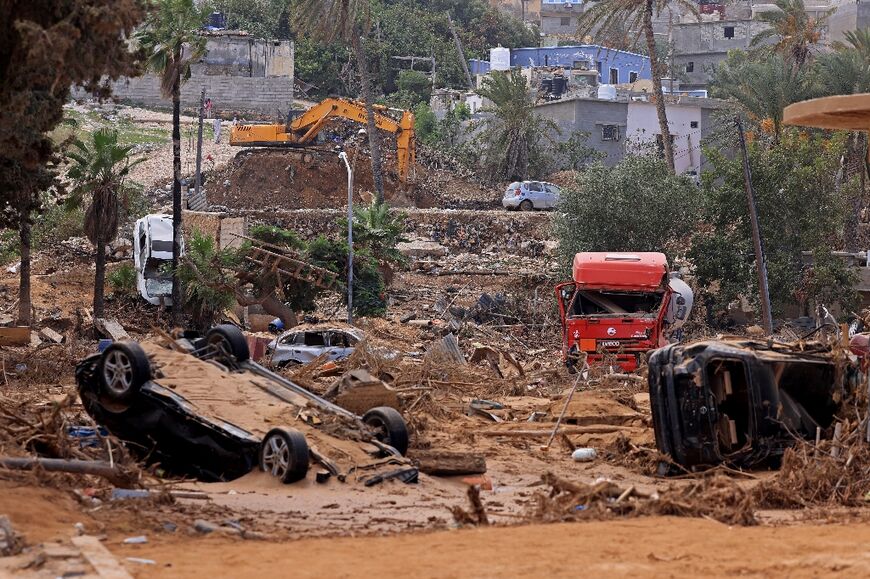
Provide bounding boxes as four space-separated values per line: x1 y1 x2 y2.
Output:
470 45 651 85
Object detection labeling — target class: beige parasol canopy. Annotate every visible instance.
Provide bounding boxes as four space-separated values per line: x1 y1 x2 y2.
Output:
783 93 870 131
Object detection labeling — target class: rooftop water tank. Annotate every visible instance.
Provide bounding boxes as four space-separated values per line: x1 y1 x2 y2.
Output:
597 84 617 100
490 47 511 71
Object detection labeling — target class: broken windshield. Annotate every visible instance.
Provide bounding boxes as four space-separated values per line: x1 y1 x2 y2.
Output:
568 290 663 318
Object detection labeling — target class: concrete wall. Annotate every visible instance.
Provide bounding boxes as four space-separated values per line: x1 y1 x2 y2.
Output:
626 101 703 174
535 97 628 165
73 34 294 117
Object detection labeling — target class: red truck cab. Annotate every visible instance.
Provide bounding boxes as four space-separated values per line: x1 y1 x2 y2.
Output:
556 252 674 373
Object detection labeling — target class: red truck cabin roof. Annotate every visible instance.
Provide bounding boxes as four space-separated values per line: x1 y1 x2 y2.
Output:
572 252 668 291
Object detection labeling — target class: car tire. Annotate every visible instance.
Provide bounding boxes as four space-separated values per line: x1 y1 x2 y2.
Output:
206 324 250 363
519 199 534 211
363 406 409 456
259 428 309 483
99 342 151 403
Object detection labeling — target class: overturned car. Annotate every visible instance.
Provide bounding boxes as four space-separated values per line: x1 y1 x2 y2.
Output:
649 338 861 473
76 325 409 484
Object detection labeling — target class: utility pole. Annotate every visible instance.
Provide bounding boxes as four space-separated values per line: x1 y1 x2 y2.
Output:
735 116 773 335
339 151 354 325
194 86 205 197
446 12 475 90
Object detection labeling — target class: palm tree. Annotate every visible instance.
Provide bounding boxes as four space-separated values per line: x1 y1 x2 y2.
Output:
750 0 833 68
136 0 206 322
817 28 870 95
477 68 557 181
295 0 387 204
66 129 140 317
711 51 818 142
577 0 698 174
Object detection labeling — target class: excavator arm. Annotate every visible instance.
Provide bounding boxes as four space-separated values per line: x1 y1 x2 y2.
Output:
230 98 416 183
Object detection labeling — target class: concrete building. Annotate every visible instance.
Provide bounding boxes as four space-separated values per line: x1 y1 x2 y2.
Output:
534 94 725 174
540 0 586 36
671 18 771 91
471 45 651 85
828 0 870 43
74 32 294 118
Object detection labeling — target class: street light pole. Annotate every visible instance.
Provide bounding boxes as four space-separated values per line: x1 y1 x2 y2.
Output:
339 151 354 325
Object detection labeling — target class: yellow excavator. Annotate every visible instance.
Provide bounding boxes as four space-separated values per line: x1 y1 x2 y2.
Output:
230 98 416 183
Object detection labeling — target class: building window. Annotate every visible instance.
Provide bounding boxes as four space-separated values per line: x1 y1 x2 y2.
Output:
690 121 699 128
629 71 638 83
602 125 620 141
609 67 618 84
686 61 694 73
724 26 735 38
560 17 570 26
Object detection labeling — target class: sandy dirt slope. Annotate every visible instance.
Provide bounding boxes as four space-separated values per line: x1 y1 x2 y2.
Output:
126 517 870 578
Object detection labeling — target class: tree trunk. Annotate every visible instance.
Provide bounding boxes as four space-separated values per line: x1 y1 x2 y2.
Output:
93 227 106 318
17 214 31 326
171 65 183 325
643 1 675 174
351 32 386 204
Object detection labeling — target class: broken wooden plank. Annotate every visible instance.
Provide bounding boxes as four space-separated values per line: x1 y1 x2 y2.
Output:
0 327 30 346
411 450 487 476
38 327 64 344
94 318 130 341
71 536 133 579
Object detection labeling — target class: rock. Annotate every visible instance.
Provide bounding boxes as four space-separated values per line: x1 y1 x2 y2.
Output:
193 519 217 534
397 240 448 259
39 327 65 344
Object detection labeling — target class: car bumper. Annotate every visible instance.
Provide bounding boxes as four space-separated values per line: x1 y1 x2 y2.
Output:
502 197 523 209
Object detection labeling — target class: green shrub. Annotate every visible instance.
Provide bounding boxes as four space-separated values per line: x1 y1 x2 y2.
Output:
108 262 137 296
0 229 18 266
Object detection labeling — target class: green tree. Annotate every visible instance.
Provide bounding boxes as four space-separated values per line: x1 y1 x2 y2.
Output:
66 129 142 317
577 0 698 174
476 69 557 181
295 0 388 204
691 129 857 317
554 155 700 267
213 0 291 39
0 0 142 325
394 70 432 107
750 0 832 68
137 0 208 322
711 51 818 141
175 230 240 330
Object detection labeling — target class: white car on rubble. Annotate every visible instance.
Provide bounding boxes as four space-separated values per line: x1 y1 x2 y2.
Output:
133 214 183 306
266 326 363 367
502 180 562 211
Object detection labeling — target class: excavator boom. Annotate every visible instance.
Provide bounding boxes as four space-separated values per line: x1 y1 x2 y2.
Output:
230 98 416 183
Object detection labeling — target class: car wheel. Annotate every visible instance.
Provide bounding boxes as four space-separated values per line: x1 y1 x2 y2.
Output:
519 199 534 211
206 324 250 363
99 342 151 403
259 428 309 483
362 406 409 456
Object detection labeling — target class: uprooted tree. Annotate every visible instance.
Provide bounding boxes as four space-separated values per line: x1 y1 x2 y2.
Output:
0 0 143 325
177 203 407 329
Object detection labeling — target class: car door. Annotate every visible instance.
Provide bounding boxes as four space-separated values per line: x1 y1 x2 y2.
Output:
526 181 543 208
544 183 561 209
326 331 357 360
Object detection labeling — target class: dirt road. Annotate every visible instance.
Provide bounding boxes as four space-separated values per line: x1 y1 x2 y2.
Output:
129 517 870 578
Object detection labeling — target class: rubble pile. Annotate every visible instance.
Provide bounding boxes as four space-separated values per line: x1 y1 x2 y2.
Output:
529 472 757 527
